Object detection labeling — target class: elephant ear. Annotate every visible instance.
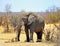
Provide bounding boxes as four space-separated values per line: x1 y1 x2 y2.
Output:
28 14 36 25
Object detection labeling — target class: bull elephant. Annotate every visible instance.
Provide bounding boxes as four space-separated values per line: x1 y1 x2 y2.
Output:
22 13 45 42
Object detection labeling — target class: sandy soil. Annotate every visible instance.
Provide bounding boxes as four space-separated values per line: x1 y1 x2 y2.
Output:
0 24 59 46
0 33 57 46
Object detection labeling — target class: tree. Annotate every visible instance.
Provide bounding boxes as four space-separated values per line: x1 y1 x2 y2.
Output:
4 4 12 32
5 4 11 13
46 6 60 23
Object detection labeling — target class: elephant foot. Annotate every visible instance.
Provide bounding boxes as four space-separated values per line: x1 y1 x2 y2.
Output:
36 39 42 42
17 39 20 41
17 38 20 41
25 40 34 42
30 40 34 42
24 40 30 42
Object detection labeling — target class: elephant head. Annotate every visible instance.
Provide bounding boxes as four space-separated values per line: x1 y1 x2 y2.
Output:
22 12 37 25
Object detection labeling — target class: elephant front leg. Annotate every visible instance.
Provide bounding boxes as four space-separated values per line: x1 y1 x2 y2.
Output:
29 24 34 42
30 31 34 42
25 26 30 42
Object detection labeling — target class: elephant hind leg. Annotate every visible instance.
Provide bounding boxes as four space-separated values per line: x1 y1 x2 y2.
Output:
36 31 43 42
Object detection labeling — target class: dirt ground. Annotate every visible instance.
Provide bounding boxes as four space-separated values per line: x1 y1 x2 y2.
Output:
0 23 59 46
0 33 57 46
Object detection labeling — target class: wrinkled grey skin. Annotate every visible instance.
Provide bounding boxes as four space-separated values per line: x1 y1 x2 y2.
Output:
22 13 45 42
15 13 45 42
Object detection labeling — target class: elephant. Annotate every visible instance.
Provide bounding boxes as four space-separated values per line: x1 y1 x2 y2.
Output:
14 12 45 42
22 12 45 42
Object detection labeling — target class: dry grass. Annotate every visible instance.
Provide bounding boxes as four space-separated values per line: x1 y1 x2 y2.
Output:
0 24 58 46
0 33 56 46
